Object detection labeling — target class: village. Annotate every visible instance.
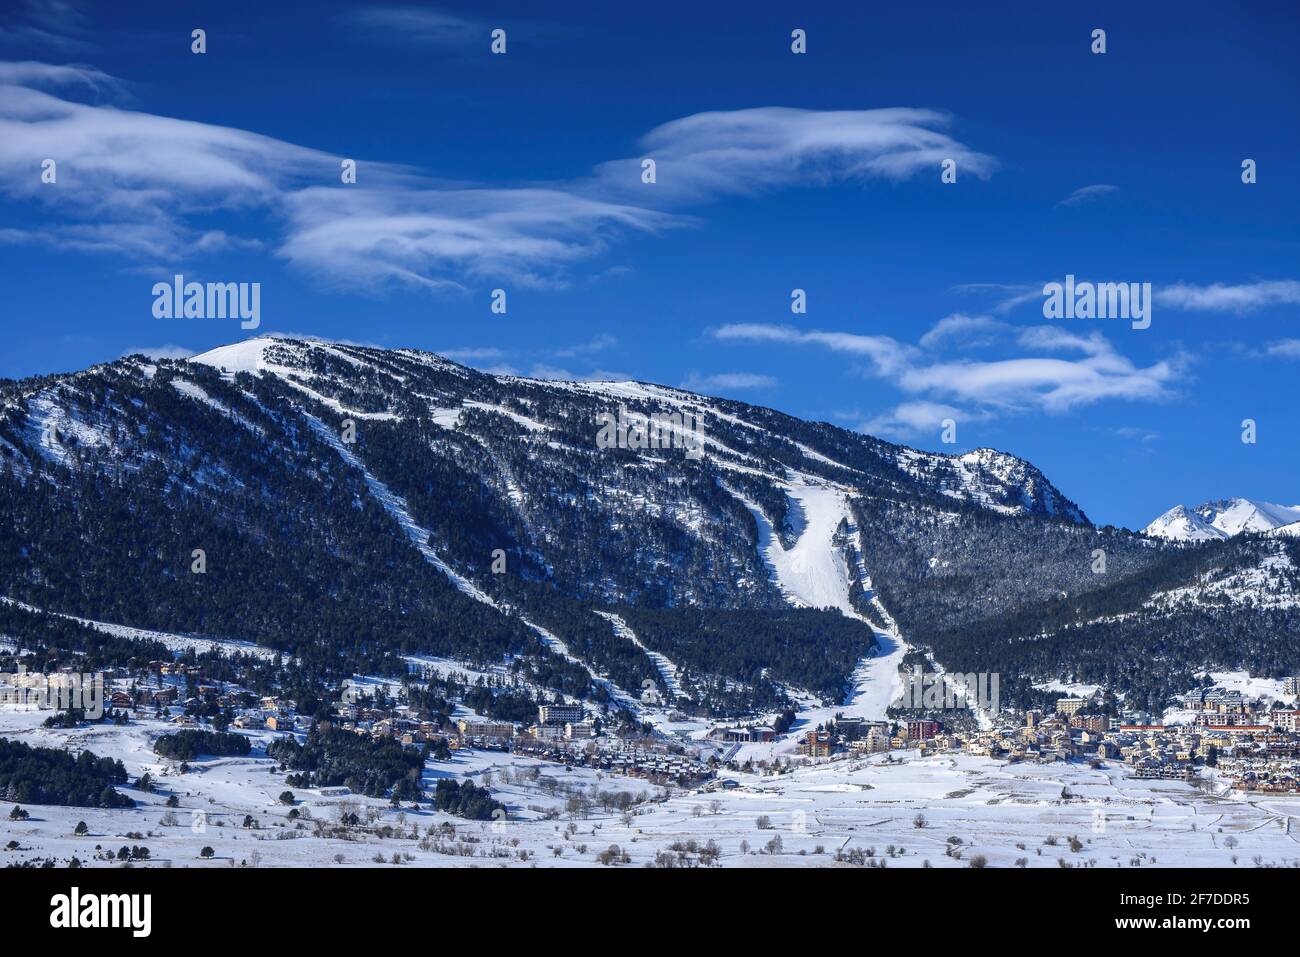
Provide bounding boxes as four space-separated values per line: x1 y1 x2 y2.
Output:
6 651 1300 802
746 680 1300 796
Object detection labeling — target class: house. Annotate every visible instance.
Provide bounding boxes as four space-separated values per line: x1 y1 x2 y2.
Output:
265 713 295 732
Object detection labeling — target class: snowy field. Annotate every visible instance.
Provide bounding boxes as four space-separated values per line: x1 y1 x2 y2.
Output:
4 707 1300 869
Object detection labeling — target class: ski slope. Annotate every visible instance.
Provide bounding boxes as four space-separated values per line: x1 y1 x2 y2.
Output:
301 411 640 712
728 472 909 734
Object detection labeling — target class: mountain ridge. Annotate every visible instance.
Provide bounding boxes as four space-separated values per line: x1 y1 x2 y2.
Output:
1144 497 1300 541
2 334 1295 719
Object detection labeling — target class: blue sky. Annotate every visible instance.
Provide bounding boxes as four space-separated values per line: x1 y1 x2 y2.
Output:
1 0 1297 529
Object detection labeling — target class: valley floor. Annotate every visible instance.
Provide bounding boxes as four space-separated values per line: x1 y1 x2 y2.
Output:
3 708 1299 869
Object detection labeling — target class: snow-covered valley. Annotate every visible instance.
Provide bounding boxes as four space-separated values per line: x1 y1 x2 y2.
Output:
4 706 1298 869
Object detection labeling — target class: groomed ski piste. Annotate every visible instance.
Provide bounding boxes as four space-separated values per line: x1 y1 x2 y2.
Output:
721 470 909 761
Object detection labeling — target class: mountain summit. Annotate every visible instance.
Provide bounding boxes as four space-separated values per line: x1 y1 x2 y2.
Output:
1144 497 1300 541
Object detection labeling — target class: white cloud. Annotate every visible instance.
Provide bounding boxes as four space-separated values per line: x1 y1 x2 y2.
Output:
0 2 97 55
0 62 997 292
919 313 1008 349
552 333 617 358
1057 184 1117 207
1015 325 1110 354
524 363 577 381
521 364 631 383
860 400 970 441
1156 280 1300 313
1112 426 1159 442
0 65 333 261
438 347 506 362
712 320 1184 432
950 281 1045 314
593 107 995 204
279 186 679 291
897 351 1178 414
0 59 114 90
681 371 777 392
121 344 195 360
711 323 917 377
1264 339 1300 359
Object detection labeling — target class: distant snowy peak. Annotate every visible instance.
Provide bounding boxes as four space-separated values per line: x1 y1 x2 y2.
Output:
1144 498 1300 541
1143 505 1228 542
1197 498 1300 536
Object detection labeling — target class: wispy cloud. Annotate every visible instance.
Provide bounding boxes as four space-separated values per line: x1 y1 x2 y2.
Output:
861 400 974 440
594 107 996 205
279 186 678 291
0 62 331 264
950 281 1045 314
1156 280 1300 313
438 346 507 363
711 320 1185 439
121 344 195 361
551 333 617 359
344 6 484 49
954 276 1300 320
1263 339 1300 359
514 363 629 382
1056 184 1117 207
918 313 1008 349
681 371 777 393
0 60 997 292
1112 426 1159 442
0 1 97 55
712 323 917 377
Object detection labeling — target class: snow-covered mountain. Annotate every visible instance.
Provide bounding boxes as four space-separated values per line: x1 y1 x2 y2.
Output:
1144 498 1300 541
0 334 1088 714
2 334 1297 715
1143 504 1231 541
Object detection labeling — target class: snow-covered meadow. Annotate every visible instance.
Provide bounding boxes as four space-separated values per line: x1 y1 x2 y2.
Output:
4 705 1300 869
